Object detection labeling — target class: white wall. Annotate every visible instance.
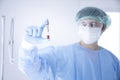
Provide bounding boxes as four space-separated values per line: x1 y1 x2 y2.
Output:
0 0 120 80
77 0 120 12
99 12 120 59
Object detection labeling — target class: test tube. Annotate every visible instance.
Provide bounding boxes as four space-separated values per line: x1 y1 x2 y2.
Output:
45 20 50 39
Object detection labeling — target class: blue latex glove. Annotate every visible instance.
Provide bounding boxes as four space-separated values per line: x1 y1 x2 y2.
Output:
24 19 49 45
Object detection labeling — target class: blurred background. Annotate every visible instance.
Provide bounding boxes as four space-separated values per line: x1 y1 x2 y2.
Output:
0 0 120 80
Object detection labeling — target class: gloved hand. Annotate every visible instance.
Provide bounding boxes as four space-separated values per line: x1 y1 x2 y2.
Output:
24 19 49 45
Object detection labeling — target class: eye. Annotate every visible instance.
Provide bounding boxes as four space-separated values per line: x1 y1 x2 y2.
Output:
91 22 97 27
80 22 87 27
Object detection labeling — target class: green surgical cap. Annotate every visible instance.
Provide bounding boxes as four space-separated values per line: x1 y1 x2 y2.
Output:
76 7 111 28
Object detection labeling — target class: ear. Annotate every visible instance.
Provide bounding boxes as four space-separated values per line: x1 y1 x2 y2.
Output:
101 24 106 33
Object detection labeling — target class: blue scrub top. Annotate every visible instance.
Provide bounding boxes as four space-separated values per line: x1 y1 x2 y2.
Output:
18 43 120 80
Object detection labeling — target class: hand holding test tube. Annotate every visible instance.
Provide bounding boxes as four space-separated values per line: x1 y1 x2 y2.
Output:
24 19 50 45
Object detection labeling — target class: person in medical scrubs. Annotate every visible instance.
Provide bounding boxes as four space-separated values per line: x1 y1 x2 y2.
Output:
18 7 120 80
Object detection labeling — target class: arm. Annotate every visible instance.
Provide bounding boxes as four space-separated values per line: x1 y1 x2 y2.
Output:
18 20 55 80
18 44 55 80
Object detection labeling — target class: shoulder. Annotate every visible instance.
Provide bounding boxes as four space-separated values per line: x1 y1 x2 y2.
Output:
53 43 76 58
101 47 120 64
55 43 75 51
38 43 75 57
101 48 120 72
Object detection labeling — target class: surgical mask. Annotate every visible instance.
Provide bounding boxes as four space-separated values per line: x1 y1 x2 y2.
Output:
78 26 102 44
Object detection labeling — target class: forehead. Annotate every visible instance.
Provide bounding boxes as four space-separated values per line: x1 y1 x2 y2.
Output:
79 19 100 23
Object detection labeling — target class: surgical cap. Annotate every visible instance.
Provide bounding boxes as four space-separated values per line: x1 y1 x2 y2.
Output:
76 7 111 28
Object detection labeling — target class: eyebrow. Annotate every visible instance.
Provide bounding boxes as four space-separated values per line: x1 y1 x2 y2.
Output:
80 20 100 24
